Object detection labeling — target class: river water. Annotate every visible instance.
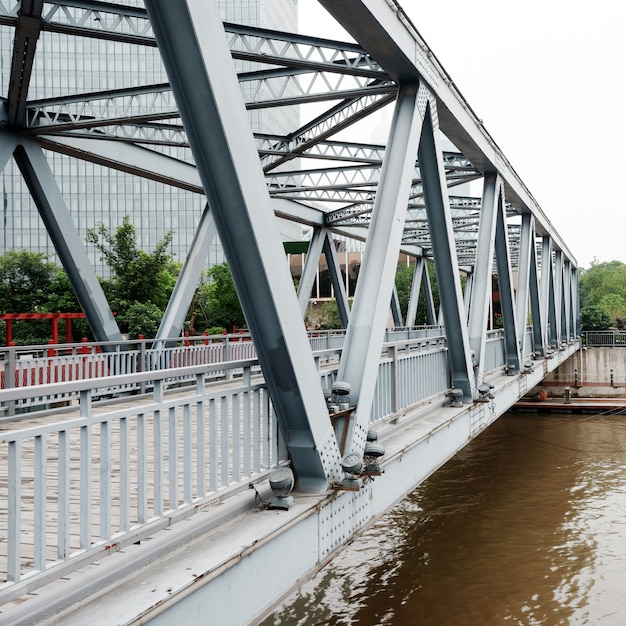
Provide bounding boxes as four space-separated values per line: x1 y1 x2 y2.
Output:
261 412 626 625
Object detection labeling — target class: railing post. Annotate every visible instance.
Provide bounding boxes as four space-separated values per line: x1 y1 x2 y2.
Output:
138 339 146 394
7 344 16 417
388 345 398 414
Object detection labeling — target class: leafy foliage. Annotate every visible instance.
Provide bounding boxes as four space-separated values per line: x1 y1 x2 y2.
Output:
0 251 88 344
122 301 163 339
394 261 440 325
579 259 626 329
86 216 177 332
580 305 611 331
190 263 246 332
86 216 177 313
0 250 57 313
307 301 344 330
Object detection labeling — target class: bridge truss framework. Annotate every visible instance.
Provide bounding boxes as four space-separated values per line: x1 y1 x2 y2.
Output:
0 0 579 491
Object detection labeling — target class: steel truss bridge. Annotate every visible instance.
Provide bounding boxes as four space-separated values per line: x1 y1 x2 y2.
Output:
0 1 579 624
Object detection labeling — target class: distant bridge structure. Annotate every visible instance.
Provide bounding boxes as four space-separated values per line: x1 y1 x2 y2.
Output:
0 1 579 623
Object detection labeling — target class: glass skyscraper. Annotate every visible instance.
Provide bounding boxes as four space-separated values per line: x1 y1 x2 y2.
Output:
0 0 299 273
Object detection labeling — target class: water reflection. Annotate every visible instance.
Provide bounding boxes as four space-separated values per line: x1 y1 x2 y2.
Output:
262 413 626 625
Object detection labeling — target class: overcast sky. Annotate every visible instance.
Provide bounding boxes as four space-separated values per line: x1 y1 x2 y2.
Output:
299 1 626 269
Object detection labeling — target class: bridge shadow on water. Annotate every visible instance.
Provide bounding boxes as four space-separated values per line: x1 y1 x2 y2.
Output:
262 412 626 626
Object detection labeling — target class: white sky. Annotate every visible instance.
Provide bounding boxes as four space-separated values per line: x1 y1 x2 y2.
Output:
298 1 626 269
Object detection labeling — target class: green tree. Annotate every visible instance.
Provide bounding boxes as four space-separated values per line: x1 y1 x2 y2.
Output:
0 250 56 313
580 305 611 331
394 264 413 319
191 263 246 332
86 216 176 311
394 261 440 325
123 302 163 339
579 259 626 327
0 251 58 344
45 268 81 312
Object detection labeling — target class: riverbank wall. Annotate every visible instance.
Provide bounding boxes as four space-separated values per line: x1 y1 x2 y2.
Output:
534 347 626 399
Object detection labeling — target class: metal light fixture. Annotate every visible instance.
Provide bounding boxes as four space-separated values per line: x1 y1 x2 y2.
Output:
268 467 295 509
476 383 495 402
446 388 463 407
332 380 352 411
340 452 363 490
363 439 385 475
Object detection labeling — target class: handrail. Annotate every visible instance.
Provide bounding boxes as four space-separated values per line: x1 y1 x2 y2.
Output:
0 332 457 599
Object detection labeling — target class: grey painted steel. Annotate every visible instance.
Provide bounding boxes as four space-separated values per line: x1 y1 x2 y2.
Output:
322 231 351 328
0 132 17 170
563 260 572 342
156 204 216 342
467 174 498 384
6 0 43 127
405 257 424 327
335 82 425 453
463 272 473 321
525 218 546 356
13 140 122 344
297 227 325 318
144 0 341 491
40 135 204 193
0 340 581 625
515 214 534 357
572 267 581 338
406 256 438 327
390 287 403 327
540 237 557 349
418 100 474 399
528 254 545 355
494 187 521 374
554 250 564 344
318 0 575 264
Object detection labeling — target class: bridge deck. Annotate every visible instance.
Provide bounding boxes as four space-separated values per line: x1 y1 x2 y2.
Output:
0 373 277 595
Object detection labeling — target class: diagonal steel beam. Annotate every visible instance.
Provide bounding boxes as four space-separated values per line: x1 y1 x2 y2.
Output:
323 232 350 328
334 82 425 455
6 0 43 127
467 173 499 384
418 97 474 399
144 0 341 491
13 138 122 344
156 204 216 342
494 186 521 374
297 227 325 318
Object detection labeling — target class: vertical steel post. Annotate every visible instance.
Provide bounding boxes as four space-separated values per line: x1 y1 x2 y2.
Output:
540 236 557 349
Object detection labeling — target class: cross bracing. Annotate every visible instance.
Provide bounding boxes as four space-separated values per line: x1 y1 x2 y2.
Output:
0 0 579 495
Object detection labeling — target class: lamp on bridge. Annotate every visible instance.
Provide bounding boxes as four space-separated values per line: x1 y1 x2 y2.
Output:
340 452 363 490
476 383 495 403
363 429 385 475
269 467 295 509
331 380 352 411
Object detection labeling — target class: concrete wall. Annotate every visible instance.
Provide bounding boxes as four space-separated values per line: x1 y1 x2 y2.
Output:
538 347 626 398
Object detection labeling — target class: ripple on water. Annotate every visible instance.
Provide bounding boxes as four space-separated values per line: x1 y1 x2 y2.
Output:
263 414 626 626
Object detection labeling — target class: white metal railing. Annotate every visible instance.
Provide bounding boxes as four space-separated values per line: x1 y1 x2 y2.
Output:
0 360 281 603
0 327 512 599
0 331 348 416
582 330 626 347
